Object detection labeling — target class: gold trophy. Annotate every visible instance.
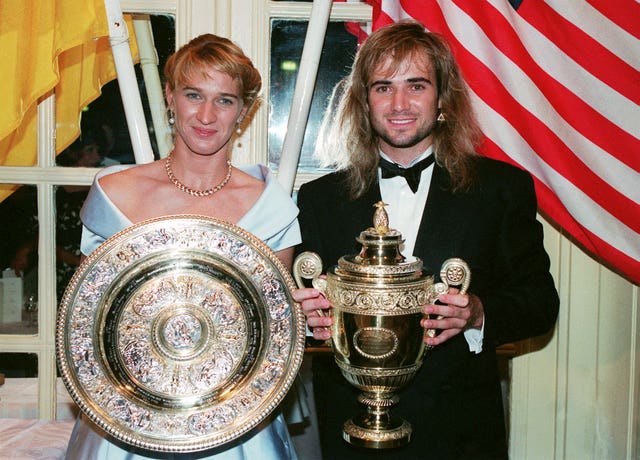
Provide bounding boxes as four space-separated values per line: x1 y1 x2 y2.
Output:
294 202 469 449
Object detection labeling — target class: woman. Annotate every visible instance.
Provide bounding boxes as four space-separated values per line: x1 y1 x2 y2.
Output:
67 34 300 459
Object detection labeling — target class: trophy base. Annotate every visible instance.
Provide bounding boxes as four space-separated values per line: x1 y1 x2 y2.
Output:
342 416 412 449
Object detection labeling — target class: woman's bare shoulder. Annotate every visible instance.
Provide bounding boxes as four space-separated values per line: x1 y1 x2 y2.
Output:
98 162 164 208
101 161 160 184
232 166 265 189
229 166 266 199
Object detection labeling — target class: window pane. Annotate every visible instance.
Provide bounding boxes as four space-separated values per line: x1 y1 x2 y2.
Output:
269 20 357 172
57 377 79 421
0 352 38 377
0 353 39 419
0 184 38 335
57 15 176 166
55 185 87 303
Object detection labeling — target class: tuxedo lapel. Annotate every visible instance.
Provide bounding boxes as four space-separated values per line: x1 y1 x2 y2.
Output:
301 174 384 265
337 180 383 233
414 165 465 275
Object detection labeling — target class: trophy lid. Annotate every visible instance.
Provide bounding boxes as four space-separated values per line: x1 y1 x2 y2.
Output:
336 202 424 278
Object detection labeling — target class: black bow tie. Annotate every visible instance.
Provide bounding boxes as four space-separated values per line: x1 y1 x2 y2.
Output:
379 155 435 193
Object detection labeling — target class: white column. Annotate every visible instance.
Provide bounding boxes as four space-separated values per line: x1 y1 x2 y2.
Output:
276 0 333 195
104 0 154 164
133 16 172 158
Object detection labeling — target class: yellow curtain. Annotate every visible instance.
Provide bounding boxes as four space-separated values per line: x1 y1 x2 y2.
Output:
0 0 138 197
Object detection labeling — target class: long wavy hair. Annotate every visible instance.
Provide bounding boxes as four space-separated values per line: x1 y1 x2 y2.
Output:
316 20 482 199
164 34 262 112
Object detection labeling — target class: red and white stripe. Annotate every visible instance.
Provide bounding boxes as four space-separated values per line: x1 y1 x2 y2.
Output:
351 0 640 283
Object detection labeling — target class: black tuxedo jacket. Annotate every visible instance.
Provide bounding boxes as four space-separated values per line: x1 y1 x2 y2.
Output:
296 156 559 459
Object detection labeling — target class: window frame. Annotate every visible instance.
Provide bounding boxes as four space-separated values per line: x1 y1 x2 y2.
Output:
0 0 371 421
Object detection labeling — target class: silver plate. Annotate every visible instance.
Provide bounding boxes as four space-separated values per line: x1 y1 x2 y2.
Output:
56 215 305 453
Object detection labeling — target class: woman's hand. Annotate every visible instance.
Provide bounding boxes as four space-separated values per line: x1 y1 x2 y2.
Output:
292 287 333 340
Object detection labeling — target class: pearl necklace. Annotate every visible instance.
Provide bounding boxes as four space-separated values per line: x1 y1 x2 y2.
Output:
165 152 232 197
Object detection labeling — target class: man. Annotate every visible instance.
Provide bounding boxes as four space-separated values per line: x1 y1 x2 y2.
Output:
293 20 559 459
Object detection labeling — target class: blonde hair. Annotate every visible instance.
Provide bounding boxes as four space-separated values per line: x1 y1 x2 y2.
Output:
316 20 482 198
164 34 262 110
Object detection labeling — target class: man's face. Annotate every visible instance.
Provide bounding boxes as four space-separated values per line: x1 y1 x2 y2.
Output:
367 55 440 164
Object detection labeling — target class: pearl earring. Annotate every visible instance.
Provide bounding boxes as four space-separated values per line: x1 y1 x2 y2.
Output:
235 122 243 148
168 110 175 125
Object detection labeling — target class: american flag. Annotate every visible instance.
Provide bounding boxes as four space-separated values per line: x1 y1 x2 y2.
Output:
345 0 640 284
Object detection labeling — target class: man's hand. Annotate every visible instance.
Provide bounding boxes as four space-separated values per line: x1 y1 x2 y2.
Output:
292 287 333 340
420 288 484 347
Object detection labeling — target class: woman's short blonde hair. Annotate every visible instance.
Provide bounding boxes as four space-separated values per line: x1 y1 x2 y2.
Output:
164 34 262 108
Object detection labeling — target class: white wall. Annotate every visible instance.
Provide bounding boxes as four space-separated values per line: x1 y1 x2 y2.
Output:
510 219 639 459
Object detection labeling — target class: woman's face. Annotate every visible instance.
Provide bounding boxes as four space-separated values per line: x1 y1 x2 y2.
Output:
167 68 245 157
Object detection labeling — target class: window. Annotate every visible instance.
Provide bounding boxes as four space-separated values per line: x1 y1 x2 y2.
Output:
0 1 371 423
0 9 176 421
268 19 357 172
0 185 38 335
59 14 176 166
263 1 371 187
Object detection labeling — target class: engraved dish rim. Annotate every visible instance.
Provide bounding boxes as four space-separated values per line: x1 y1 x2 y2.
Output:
55 215 306 453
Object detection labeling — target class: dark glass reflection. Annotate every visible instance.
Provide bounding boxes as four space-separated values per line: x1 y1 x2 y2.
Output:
57 15 176 166
55 184 87 302
0 353 38 377
269 20 357 172
0 184 38 335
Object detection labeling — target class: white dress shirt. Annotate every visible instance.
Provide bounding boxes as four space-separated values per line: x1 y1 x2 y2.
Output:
378 148 484 353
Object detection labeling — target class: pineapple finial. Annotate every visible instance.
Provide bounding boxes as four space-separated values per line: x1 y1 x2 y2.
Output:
373 201 389 235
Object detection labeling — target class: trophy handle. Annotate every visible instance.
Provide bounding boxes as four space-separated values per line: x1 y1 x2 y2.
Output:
425 258 471 342
293 251 328 317
439 257 471 295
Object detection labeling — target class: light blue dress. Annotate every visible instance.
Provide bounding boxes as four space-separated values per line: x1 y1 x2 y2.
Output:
66 164 301 460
